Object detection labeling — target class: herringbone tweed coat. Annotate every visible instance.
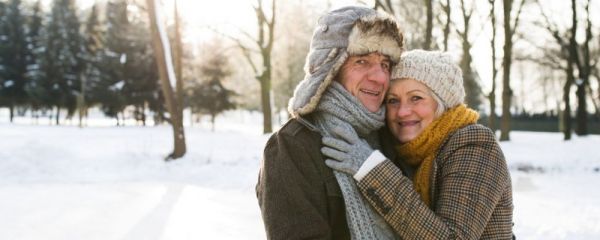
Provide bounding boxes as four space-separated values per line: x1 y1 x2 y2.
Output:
358 124 514 239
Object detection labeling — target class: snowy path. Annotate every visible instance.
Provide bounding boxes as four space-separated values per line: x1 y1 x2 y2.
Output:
0 183 265 240
1 114 600 239
511 172 600 238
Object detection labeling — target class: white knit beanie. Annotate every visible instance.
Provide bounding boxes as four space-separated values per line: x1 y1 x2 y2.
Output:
392 50 464 108
288 6 404 117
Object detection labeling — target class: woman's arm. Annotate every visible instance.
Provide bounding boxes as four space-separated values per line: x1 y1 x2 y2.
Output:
356 127 510 239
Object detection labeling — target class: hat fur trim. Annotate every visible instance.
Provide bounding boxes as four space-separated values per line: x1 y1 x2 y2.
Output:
288 9 404 117
289 50 349 118
347 13 404 63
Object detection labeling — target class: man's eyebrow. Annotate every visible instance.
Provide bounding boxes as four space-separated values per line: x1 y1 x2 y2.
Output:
354 53 370 57
355 53 390 59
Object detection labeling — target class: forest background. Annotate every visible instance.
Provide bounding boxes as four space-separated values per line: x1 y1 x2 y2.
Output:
1 0 599 157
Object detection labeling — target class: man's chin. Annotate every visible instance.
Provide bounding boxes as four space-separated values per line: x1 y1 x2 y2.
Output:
365 105 380 113
360 100 382 113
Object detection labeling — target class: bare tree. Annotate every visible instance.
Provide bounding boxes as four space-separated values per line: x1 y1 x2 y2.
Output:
487 0 499 131
592 66 600 117
571 0 593 135
424 0 433 50
173 0 184 117
230 0 276 133
440 0 452 51
535 0 596 138
146 0 186 160
499 0 526 141
380 0 428 49
456 0 483 111
374 0 396 14
272 1 313 123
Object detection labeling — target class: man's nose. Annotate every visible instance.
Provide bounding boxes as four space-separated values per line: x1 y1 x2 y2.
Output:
367 63 388 84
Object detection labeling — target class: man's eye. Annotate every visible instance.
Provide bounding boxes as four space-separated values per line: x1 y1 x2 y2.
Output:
356 59 367 64
381 62 390 70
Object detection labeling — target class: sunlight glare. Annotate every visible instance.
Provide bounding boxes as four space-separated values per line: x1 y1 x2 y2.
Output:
178 0 257 44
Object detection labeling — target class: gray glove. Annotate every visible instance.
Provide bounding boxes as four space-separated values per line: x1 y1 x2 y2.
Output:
321 126 374 175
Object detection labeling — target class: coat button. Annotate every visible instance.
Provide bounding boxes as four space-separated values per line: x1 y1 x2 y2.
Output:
321 24 328 32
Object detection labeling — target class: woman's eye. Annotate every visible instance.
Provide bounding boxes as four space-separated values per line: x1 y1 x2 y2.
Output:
411 96 423 102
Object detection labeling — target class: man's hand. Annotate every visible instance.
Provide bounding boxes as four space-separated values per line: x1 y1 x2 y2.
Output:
321 126 374 175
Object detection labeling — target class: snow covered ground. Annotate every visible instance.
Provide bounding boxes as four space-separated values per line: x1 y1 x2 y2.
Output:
1 110 599 239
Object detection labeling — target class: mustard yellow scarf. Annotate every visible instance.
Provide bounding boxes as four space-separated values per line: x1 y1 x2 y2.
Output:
395 104 479 207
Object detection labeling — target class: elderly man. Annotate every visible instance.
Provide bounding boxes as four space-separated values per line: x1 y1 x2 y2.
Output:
256 6 404 240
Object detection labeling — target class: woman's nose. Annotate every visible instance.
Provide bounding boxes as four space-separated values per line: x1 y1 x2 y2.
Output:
396 103 412 117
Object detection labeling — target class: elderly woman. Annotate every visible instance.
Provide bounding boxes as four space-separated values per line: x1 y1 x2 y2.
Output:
321 50 514 239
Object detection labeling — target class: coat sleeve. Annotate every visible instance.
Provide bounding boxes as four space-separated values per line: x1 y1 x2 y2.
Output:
356 127 510 239
256 130 337 240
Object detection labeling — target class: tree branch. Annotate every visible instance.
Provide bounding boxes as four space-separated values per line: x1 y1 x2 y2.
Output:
210 28 260 75
373 0 395 15
510 0 527 37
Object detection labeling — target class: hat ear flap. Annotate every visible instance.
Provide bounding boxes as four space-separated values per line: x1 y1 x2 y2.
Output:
290 49 348 117
306 48 341 75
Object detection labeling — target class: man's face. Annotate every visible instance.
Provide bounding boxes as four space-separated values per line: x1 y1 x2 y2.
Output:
337 52 391 112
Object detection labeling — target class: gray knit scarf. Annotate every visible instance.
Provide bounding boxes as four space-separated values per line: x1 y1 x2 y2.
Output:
313 82 397 240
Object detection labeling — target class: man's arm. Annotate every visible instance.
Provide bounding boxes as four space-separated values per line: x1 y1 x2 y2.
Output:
257 130 337 240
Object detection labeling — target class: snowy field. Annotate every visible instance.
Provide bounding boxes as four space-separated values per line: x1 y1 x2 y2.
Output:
1 110 600 239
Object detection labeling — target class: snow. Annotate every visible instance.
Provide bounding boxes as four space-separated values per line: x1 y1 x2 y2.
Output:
120 53 127 64
151 0 177 89
110 80 125 91
1 110 599 239
3 80 14 88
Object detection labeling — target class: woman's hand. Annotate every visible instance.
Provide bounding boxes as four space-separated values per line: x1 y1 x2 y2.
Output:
321 126 374 175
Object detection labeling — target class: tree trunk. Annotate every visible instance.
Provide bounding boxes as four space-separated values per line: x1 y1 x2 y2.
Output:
260 75 273 133
488 0 498 132
55 106 61 125
500 0 513 141
442 0 451 51
78 73 86 128
562 62 575 140
211 114 216 132
256 0 276 133
458 0 481 111
146 0 186 160
575 82 587 135
424 0 433 50
574 0 592 135
174 0 184 113
9 103 14 123
460 39 479 109
142 104 147 126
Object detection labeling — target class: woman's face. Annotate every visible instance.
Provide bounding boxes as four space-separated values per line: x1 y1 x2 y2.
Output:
385 78 438 144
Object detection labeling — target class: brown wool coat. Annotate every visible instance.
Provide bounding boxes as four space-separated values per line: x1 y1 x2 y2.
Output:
358 124 514 239
256 118 351 240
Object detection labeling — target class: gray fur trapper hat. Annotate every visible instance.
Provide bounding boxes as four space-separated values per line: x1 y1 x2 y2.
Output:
288 6 404 117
